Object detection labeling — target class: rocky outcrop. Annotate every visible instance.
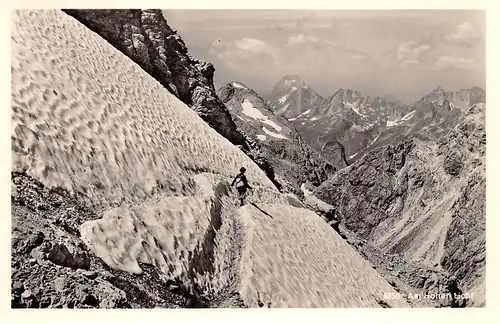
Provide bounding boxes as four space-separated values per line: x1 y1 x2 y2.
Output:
320 140 348 170
314 103 486 306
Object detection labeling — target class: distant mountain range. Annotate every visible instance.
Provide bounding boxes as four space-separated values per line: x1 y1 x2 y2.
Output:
266 75 486 164
217 82 343 194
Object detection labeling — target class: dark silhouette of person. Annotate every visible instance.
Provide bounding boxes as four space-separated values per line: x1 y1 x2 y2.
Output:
231 167 253 206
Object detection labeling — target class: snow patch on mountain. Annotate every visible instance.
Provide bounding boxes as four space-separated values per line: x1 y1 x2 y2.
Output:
263 127 287 140
241 100 265 119
232 82 245 89
300 183 314 197
256 134 267 141
262 120 283 132
368 134 380 146
387 110 416 128
402 110 416 121
345 102 367 118
241 99 283 132
278 95 289 104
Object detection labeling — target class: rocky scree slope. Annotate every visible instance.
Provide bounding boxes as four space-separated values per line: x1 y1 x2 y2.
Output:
268 75 485 164
217 82 336 194
11 9 409 308
314 103 486 307
63 9 281 191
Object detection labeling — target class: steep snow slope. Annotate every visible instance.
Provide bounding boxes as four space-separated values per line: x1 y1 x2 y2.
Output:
62 9 285 194
63 9 247 149
11 9 407 308
237 204 409 307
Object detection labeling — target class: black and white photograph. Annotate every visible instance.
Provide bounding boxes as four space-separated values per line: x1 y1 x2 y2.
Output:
10 7 487 311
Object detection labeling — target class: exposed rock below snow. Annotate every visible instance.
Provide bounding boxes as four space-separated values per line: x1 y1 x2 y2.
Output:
321 140 349 170
351 86 484 164
314 103 486 306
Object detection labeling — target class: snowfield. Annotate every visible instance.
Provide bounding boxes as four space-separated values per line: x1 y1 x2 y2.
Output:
262 127 287 140
241 99 283 132
387 110 416 128
11 9 410 308
278 94 289 104
232 82 246 89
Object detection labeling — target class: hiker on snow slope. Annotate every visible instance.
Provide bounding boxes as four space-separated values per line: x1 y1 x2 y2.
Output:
231 167 253 206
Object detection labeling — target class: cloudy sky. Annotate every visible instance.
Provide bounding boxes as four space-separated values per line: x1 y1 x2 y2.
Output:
163 10 485 103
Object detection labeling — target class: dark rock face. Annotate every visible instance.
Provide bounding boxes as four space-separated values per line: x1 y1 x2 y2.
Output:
46 243 91 270
314 103 486 306
320 141 348 171
63 9 247 149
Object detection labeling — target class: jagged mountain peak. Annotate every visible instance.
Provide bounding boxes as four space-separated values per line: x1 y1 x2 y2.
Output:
334 88 362 96
281 74 304 82
433 85 446 92
230 81 249 89
419 86 449 105
268 75 323 119
273 74 310 90
219 81 262 99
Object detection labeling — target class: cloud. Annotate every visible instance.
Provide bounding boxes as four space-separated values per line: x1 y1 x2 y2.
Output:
414 44 431 54
396 41 431 67
397 41 417 60
234 38 274 53
446 22 478 43
286 33 319 46
208 37 280 70
434 56 475 70
401 60 420 68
